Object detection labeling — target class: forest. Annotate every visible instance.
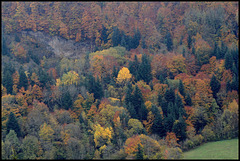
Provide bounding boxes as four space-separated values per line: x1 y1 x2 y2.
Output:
1 1 239 159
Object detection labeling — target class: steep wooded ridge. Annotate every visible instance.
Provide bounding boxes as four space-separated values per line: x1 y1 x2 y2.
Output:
1 1 239 160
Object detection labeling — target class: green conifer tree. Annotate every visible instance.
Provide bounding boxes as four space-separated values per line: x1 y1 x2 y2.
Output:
139 54 152 84
172 116 187 142
165 32 173 51
62 91 72 110
132 85 144 120
185 92 192 106
151 105 165 137
210 74 221 99
165 88 175 103
187 34 192 49
2 70 13 94
224 52 233 70
6 112 21 137
178 79 185 97
135 143 144 160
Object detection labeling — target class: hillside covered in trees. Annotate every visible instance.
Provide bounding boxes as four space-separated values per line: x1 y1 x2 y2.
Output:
1 1 239 159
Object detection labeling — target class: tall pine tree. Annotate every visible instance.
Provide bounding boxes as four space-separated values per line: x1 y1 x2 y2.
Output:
165 88 175 103
172 116 187 142
6 112 21 137
132 85 145 120
135 143 143 160
18 66 28 90
178 79 185 97
187 34 192 49
2 69 13 94
129 55 140 81
210 74 221 99
151 105 165 137
165 32 173 51
138 54 152 84
112 27 121 47
62 90 72 110
224 52 233 70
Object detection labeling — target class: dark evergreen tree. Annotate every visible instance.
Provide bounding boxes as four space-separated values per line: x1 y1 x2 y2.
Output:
157 93 163 107
232 63 238 78
112 65 119 79
85 73 103 100
175 93 186 118
38 67 53 89
179 35 183 45
161 97 168 117
230 75 239 92
191 45 195 55
220 41 228 59
62 90 72 110
120 35 127 48
2 33 10 56
125 34 132 50
151 105 165 137
178 79 185 97
102 72 111 87
187 34 192 49
18 66 28 90
158 74 165 84
231 46 239 69
15 33 20 42
135 144 144 160
210 74 221 99
127 102 137 119
125 82 133 106
167 102 176 119
224 52 233 70
172 116 187 142
112 27 121 46
132 85 144 120
84 52 90 74
101 25 108 44
141 36 146 49
212 41 220 58
86 73 95 94
2 69 13 94
185 92 192 106
129 55 140 81
94 77 104 100
135 143 144 160
182 47 186 57
226 80 232 92
132 28 141 49
139 103 148 121
6 112 21 137
165 32 173 51
164 112 175 132
165 88 175 103
138 54 152 84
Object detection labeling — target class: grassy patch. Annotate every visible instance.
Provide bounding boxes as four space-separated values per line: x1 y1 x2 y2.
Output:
183 138 239 159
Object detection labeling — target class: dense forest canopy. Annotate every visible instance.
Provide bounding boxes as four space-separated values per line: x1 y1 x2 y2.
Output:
1 1 239 160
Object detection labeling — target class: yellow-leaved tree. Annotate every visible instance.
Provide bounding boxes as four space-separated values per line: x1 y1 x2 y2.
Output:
56 71 80 86
116 67 132 85
39 123 54 143
94 123 113 149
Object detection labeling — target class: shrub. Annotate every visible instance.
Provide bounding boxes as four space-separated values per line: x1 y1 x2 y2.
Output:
201 125 216 142
192 134 204 147
182 139 194 151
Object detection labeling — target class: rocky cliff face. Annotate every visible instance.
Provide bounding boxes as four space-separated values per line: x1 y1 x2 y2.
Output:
21 31 92 58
